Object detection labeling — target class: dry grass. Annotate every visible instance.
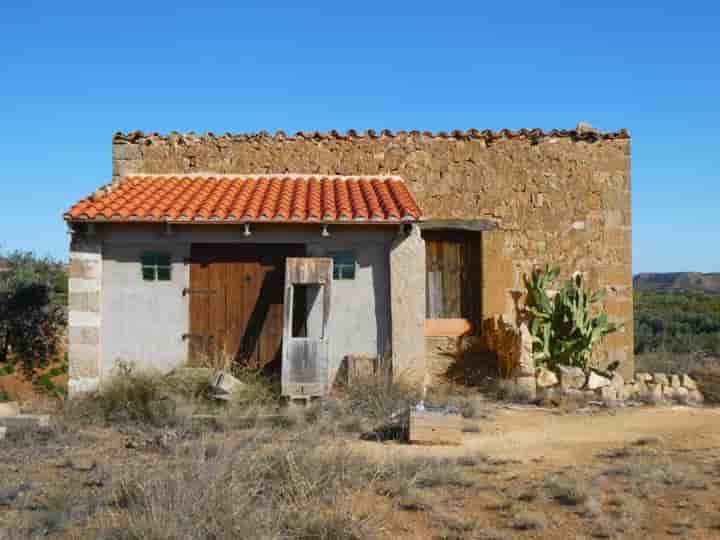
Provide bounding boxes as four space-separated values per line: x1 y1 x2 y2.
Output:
103 433 378 539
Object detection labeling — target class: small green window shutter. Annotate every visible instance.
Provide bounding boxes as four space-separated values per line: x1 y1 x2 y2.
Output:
331 252 356 280
141 252 172 281
156 254 171 281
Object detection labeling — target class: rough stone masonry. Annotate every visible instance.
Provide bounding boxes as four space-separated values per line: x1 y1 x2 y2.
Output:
108 126 633 377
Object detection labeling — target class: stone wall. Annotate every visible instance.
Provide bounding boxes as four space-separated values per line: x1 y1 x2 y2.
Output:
389 225 426 384
110 127 633 375
68 235 102 397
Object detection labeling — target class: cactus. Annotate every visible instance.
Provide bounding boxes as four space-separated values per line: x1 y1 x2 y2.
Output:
524 267 621 371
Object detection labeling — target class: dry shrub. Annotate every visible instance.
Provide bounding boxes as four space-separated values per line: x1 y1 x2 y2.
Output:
544 476 590 506
342 372 421 423
510 508 547 530
690 363 720 403
102 433 378 540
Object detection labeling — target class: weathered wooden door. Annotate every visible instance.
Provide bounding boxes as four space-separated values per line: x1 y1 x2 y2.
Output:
424 231 481 325
188 244 305 370
281 257 333 398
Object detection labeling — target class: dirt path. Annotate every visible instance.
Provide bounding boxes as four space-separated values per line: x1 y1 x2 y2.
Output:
358 405 720 467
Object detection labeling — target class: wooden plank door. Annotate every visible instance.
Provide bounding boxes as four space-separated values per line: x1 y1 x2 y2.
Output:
281 257 333 398
188 244 304 371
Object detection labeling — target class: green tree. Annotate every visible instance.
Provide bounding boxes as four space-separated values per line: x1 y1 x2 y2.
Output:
0 251 67 373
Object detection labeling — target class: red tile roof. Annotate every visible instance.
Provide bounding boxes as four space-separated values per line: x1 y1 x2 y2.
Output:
64 175 423 223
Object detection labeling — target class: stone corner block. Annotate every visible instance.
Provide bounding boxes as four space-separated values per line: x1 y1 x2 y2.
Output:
0 401 20 417
68 377 100 399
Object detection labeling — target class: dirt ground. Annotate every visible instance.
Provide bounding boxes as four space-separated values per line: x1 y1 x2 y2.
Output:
2 403 720 539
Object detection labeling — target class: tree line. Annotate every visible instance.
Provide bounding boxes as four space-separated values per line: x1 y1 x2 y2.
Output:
634 291 720 355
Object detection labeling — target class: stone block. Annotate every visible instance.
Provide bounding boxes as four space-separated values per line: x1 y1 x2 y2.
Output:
600 386 617 405
0 402 20 417
0 414 50 429
536 367 558 388
673 387 689 404
662 385 674 400
69 258 101 280
646 383 664 403
670 374 681 389
688 390 704 404
69 376 100 398
610 372 624 391
537 386 560 403
68 311 101 327
69 344 100 378
653 373 669 385
586 371 611 390
0 426 5 440
635 372 652 383
681 374 698 390
68 326 100 346
69 291 101 312
558 365 586 390
624 382 639 399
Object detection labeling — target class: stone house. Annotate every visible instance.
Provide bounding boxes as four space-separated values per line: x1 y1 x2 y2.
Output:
64 126 632 398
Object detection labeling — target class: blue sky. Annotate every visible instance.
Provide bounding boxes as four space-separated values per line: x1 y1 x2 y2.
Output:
0 1 718 273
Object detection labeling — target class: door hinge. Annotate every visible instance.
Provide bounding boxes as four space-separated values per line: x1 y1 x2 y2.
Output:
182 333 214 341
182 288 216 296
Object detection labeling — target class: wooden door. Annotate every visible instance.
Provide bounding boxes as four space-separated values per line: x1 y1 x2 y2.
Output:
188 244 304 370
281 257 333 398
424 231 481 325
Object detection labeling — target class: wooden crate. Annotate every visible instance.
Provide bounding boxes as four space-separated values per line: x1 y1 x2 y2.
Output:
409 410 463 445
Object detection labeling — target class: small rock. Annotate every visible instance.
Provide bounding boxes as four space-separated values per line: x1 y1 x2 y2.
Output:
688 390 704 404
670 374 681 389
586 371 611 390
558 365 586 390
673 387 689 404
663 385 674 399
681 374 698 390
635 372 652 383
537 386 559 404
514 376 537 401
209 371 245 400
624 382 640 399
0 402 20 417
535 367 558 388
647 383 664 403
600 386 617 405
653 373 669 385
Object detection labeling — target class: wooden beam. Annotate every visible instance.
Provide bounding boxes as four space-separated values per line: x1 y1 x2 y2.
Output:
420 219 499 232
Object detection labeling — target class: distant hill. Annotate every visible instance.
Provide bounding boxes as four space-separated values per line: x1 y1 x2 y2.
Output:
634 272 720 294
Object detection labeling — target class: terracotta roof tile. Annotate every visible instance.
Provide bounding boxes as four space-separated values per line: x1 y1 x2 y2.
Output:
65 175 423 224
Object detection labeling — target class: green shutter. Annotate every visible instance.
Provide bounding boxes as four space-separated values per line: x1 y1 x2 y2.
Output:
331 252 355 280
141 252 172 281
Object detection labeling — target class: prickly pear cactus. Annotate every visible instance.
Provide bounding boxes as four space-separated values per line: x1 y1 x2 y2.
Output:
524 267 621 372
